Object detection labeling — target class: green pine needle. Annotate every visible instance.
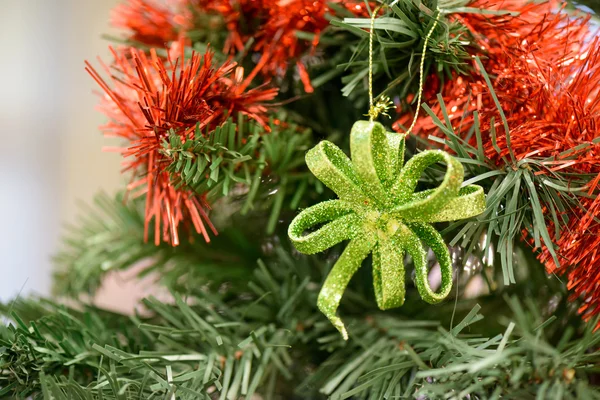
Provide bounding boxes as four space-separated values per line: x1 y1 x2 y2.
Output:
3 255 599 399
337 0 472 103
53 191 259 298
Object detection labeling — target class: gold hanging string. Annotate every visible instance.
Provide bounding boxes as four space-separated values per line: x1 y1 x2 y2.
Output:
367 4 441 130
367 3 388 121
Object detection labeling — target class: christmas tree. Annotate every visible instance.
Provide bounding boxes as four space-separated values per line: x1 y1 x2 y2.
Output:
3 0 600 398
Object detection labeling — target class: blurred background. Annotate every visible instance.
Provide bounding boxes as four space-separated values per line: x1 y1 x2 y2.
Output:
0 1 122 303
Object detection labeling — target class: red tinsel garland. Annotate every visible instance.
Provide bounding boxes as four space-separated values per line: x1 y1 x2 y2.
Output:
110 0 191 47
190 0 371 92
539 43 600 322
86 44 277 246
401 0 600 325
112 0 370 92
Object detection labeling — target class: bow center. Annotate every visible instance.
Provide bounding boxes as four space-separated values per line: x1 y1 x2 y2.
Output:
364 211 406 241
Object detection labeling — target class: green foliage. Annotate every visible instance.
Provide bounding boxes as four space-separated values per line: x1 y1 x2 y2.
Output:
161 117 261 199
162 115 321 235
2 251 326 399
53 115 321 299
307 299 600 399
3 252 600 399
53 191 259 298
335 0 472 105
418 58 595 286
0 299 155 399
239 118 321 234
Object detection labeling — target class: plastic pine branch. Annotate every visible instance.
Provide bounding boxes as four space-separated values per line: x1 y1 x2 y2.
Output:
2 259 600 399
52 192 259 298
161 114 318 235
239 117 319 235
335 0 471 101
161 118 262 199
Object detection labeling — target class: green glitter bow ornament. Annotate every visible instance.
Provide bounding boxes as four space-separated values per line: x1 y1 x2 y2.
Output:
288 121 486 339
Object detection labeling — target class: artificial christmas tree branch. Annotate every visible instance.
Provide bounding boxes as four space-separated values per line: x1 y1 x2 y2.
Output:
3 257 599 398
53 192 259 298
4 0 600 398
335 0 473 104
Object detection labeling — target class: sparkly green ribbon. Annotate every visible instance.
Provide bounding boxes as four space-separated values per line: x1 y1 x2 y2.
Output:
288 121 485 339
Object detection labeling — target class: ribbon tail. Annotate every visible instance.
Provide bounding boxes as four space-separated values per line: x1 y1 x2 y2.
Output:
402 222 453 304
318 235 375 340
372 238 406 310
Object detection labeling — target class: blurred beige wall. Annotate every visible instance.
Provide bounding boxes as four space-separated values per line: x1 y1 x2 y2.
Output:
0 1 122 301
60 1 122 224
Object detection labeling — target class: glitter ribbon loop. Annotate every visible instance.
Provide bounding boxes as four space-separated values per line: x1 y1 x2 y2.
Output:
288 121 486 339
425 185 487 222
404 222 453 303
390 150 463 219
350 120 403 206
288 200 360 254
305 140 371 205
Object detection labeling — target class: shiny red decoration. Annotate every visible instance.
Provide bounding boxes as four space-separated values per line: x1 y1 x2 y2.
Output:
189 0 371 92
112 0 370 92
86 44 277 246
110 0 191 47
400 1 600 325
538 44 600 324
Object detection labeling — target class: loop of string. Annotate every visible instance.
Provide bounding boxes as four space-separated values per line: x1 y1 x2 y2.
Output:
367 3 441 132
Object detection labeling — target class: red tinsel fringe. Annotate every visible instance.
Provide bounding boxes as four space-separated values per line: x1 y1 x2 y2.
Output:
112 0 370 92
110 0 191 47
86 43 277 246
403 0 600 325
